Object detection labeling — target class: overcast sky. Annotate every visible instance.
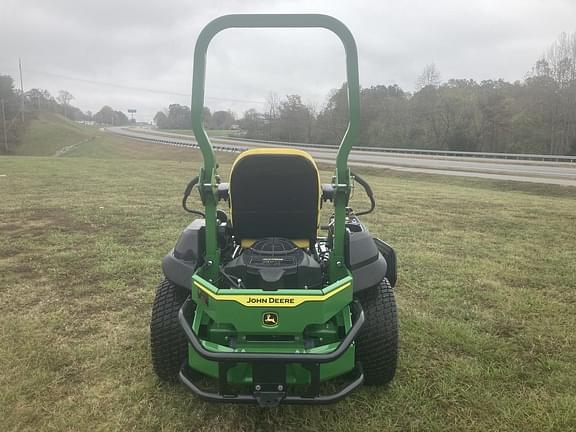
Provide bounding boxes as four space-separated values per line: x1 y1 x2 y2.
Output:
1 0 575 122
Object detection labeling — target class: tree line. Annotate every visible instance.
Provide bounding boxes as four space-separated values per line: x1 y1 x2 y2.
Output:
23 87 130 126
234 31 576 155
154 104 235 130
0 74 131 153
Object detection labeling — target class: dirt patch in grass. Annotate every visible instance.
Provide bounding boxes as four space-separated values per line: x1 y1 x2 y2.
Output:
0 246 24 258
1 208 100 235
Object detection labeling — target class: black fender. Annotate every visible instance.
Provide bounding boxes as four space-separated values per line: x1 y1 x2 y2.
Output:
374 238 397 287
162 219 205 290
345 230 398 292
345 230 385 293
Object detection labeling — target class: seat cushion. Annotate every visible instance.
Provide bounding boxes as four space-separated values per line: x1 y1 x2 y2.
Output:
229 148 320 243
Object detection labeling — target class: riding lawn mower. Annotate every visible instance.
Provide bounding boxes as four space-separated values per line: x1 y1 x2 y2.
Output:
150 14 398 407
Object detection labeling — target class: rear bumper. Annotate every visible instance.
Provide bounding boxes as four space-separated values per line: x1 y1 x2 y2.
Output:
177 299 365 406
178 361 364 406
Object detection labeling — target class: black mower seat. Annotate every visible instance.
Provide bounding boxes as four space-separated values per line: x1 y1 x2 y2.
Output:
229 148 321 248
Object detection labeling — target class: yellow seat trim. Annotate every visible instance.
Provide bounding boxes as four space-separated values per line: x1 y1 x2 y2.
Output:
230 147 319 167
229 148 322 241
240 239 311 249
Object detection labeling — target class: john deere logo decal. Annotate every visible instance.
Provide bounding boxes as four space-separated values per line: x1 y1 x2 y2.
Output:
262 312 278 327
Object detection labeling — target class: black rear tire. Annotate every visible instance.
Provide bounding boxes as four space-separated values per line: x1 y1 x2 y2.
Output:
150 278 191 382
354 278 398 385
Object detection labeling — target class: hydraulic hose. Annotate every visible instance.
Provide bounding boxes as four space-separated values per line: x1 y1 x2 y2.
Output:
351 171 376 216
182 176 205 217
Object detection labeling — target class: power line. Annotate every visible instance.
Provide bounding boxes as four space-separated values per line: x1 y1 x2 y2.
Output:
24 69 267 105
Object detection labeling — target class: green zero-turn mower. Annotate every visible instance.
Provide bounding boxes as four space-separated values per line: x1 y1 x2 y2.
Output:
150 14 398 407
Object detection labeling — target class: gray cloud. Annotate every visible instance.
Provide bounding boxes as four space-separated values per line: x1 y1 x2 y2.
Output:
1 0 575 121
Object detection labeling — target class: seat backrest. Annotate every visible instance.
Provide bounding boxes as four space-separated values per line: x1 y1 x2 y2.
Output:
229 148 320 246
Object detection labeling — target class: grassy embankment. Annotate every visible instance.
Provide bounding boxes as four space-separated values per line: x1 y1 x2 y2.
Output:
13 113 98 156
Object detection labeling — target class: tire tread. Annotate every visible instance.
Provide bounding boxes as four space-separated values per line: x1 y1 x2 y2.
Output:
355 278 398 385
150 278 190 382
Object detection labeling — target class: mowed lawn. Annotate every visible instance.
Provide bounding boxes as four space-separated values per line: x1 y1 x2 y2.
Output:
1 137 575 431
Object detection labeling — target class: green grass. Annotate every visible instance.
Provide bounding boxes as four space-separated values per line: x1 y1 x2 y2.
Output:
0 135 575 431
14 113 99 156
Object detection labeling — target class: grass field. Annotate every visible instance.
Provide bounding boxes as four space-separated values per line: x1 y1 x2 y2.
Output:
13 114 100 156
1 130 575 431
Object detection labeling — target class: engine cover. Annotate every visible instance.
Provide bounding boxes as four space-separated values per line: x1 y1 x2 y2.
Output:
224 238 322 290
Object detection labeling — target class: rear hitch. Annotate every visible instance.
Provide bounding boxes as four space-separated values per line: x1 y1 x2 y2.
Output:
253 388 286 407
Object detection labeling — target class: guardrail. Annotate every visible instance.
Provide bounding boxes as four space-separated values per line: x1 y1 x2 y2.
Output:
115 127 576 163
219 136 576 163
108 128 246 153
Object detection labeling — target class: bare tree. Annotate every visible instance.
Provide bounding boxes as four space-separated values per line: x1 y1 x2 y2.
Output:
542 32 576 87
533 31 576 154
416 63 441 91
306 101 318 143
264 92 280 139
265 92 280 120
57 90 74 119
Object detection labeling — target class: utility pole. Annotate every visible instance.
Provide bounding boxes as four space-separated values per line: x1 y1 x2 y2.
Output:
1 99 8 153
19 58 25 122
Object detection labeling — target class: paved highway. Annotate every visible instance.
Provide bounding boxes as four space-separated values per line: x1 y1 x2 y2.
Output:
106 127 576 187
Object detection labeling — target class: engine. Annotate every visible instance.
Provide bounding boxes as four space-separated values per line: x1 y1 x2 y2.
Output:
223 238 322 290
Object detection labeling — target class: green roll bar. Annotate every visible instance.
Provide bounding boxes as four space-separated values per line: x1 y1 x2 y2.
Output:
191 14 360 282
